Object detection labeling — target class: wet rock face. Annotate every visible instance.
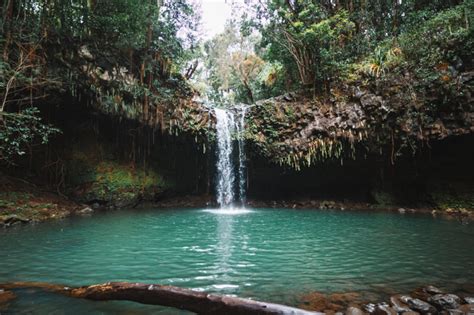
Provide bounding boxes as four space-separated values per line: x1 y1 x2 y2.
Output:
365 302 397 315
67 158 172 209
413 286 444 301
391 295 414 313
400 296 438 314
463 297 474 304
0 214 30 227
249 68 474 169
360 94 384 109
428 294 461 310
424 286 444 295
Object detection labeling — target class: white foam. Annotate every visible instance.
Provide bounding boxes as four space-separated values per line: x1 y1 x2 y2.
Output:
203 208 253 215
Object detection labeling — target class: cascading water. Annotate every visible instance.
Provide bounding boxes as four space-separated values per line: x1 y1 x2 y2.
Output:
215 108 236 207
214 107 247 209
236 107 247 204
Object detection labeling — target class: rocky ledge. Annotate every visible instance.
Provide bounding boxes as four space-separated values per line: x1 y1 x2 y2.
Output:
300 285 474 315
247 69 474 169
0 175 93 228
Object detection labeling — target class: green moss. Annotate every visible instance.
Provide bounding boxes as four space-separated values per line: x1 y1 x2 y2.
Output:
66 148 173 206
0 190 75 222
371 189 397 207
429 182 474 211
90 161 169 198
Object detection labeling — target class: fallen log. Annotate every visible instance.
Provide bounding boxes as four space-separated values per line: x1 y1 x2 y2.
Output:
0 281 322 315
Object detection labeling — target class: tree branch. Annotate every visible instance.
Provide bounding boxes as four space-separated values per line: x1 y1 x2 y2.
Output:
0 281 322 315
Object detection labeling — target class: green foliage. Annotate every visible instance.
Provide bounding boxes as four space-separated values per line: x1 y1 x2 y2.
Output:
1 0 202 167
371 189 398 207
67 148 172 205
88 0 154 49
259 3 356 88
241 0 471 95
358 46 404 78
429 181 474 211
399 3 472 77
0 108 60 165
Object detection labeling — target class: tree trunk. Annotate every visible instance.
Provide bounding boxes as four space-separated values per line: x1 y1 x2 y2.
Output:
2 0 14 61
0 281 323 315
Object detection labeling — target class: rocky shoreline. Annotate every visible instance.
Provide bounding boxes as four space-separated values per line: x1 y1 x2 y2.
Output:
299 285 474 315
246 199 474 222
1 171 472 228
0 176 93 228
2 191 473 228
1 284 473 314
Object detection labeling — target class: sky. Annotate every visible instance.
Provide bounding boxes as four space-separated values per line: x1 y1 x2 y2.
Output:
199 0 238 38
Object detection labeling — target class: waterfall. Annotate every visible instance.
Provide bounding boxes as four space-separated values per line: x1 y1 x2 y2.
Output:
214 107 247 208
236 107 247 204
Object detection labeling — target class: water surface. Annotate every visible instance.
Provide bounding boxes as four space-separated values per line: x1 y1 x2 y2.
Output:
1 208 473 313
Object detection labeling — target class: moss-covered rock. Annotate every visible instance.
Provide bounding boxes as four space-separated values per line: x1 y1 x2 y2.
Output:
0 176 84 225
370 189 398 207
428 181 474 211
67 151 173 208
247 67 473 170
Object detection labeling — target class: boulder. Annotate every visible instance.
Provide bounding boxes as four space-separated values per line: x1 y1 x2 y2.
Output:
346 306 365 315
391 295 414 313
364 303 397 315
412 286 443 301
428 294 461 310
77 206 94 215
377 304 397 315
400 296 437 314
0 214 30 227
365 303 377 313
424 286 444 295
463 297 474 304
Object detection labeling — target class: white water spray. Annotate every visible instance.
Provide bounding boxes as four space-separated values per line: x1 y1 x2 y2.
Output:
236 107 247 204
214 107 247 208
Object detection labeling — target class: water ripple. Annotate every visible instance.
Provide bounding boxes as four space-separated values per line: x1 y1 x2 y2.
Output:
0 208 473 311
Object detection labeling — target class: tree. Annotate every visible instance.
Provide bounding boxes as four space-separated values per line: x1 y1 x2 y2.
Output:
0 0 202 164
231 53 264 103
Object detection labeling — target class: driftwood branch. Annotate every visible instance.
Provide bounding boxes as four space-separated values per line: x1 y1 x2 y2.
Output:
0 281 322 315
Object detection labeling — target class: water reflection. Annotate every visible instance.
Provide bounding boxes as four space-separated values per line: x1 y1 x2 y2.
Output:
213 213 237 292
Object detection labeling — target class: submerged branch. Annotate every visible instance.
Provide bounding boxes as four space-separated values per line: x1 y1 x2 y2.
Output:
0 281 322 315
